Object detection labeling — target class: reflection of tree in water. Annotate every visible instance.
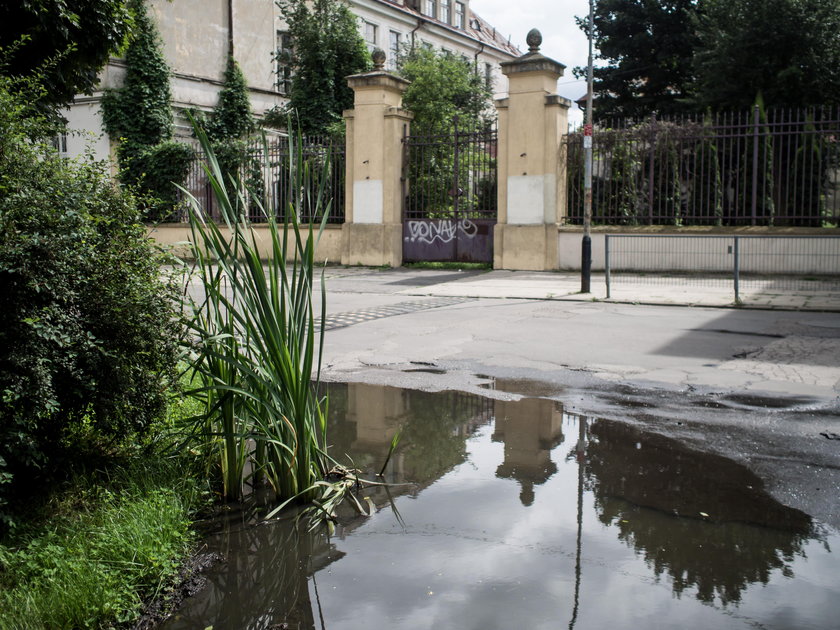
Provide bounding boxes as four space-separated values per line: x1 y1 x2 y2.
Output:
324 383 492 484
583 419 814 606
164 511 335 630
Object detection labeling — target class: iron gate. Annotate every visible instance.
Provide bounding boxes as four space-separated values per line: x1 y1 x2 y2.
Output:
402 118 497 262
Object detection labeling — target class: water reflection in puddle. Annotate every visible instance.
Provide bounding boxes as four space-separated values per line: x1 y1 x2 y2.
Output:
163 384 839 630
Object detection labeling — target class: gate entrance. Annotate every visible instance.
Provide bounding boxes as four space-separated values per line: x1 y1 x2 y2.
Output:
402 118 497 263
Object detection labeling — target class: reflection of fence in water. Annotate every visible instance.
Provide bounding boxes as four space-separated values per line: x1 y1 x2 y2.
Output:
567 107 840 227
605 234 840 297
180 135 346 224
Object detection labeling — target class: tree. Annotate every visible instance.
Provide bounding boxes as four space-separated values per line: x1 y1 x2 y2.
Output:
101 0 193 221
576 0 700 121
693 0 840 109
400 47 492 134
276 0 371 135
0 0 130 116
207 56 255 142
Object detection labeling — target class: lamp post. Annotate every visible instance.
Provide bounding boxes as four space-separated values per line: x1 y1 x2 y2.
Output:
581 0 594 293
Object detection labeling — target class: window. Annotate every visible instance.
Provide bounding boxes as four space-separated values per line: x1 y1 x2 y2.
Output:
485 62 493 91
423 0 436 19
389 31 401 69
275 30 292 95
51 132 68 156
363 20 378 53
440 0 451 24
454 2 465 28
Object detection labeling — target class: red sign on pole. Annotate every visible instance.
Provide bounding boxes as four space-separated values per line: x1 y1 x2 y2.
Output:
583 123 593 136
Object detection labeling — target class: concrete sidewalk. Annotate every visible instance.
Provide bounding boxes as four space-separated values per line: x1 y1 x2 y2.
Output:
320 267 840 311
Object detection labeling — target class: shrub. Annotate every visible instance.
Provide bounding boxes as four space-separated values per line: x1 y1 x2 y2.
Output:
0 76 181 525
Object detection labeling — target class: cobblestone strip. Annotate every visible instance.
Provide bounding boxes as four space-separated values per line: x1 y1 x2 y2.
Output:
317 297 475 331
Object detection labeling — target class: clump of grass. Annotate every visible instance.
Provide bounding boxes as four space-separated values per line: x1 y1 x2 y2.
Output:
0 458 204 630
181 120 331 505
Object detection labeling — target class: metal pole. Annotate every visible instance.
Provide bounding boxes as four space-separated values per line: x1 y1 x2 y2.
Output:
581 0 594 293
733 236 740 304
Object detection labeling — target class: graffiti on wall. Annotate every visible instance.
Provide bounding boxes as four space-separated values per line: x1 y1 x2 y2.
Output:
406 219 478 244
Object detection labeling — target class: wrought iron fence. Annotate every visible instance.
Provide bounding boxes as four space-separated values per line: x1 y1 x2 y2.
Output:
179 135 345 224
604 234 840 302
403 117 498 221
567 107 840 227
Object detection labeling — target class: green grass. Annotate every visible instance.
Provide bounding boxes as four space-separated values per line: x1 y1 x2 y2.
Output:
403 261 491 270
0 457 206 630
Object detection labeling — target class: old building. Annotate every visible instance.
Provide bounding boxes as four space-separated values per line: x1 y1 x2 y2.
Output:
62 0 519 160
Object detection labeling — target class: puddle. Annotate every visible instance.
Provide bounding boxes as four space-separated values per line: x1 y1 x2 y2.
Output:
163 384 839 630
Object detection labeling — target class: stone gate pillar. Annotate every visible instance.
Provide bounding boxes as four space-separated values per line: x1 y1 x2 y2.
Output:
495 30 570 271
341 49 413 267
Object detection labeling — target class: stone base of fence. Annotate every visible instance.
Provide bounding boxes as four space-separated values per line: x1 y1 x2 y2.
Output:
494 224 560 271
340 223 402 267
148 223 344 264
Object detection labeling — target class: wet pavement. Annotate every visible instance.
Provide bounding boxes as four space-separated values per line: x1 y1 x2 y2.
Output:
163 385 840 630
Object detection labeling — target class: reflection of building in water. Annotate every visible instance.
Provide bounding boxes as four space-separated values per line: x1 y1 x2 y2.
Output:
493 398 565 506
334 383 494 484
584 419 814 605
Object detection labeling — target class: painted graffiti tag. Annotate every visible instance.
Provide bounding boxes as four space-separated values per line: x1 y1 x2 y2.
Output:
406 219 478 244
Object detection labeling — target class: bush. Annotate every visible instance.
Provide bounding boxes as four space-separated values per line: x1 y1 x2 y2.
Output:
0 77 181 525
119 139 195 222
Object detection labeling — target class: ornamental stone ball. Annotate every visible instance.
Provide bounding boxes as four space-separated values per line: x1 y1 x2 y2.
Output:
526 28 542 53
372 48 386 70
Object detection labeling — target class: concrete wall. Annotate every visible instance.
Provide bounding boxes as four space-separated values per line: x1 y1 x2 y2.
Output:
149 223 344 264
557 227 840 274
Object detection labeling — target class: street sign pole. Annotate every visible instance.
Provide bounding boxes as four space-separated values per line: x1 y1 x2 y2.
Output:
581 0 594 293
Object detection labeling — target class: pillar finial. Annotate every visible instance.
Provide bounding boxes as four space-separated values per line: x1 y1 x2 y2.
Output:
526 29 542 54
372 48 386 71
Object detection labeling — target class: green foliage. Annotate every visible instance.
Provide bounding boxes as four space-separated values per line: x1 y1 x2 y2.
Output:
101 0 172 149
207 57 255 142
0 0 130 117
400 47 492 135
0 76 181 525
0 459 204 629
102 0 192 221
399 48 495 218
121 140 196 222
575 0 699 121
694 0 840 109
277 0 371 135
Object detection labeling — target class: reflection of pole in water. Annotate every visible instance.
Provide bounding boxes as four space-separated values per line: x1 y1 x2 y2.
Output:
569 415 587 630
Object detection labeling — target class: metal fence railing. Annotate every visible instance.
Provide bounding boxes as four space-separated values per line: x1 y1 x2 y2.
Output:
180 135 345 224
604 234 840 303
567 107 840 227
403 117 498 221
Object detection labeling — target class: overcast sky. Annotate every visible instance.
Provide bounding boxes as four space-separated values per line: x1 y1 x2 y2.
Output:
475 0 591 124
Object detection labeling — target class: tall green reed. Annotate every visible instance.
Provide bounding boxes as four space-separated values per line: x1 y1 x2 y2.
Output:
181 119 331 504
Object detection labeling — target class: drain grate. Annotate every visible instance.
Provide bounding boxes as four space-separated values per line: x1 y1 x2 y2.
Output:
317 296 474 331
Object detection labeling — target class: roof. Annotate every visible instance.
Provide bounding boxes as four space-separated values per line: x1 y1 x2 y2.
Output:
371 0 521 58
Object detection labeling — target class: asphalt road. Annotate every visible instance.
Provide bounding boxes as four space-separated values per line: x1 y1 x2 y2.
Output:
312 267 840 528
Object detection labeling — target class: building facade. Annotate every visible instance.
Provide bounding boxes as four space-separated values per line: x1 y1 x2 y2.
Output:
62 0 519 161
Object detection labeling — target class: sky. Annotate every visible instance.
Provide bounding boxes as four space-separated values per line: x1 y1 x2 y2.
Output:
475 0 592 125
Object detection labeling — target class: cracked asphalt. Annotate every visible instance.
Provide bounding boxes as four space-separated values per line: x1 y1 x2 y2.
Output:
311 266 840 528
